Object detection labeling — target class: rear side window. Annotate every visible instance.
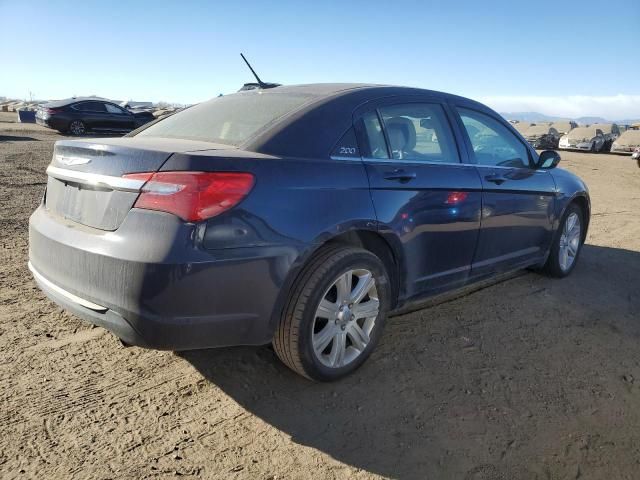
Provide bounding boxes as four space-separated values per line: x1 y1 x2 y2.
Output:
136 91 316 146
75 102 107 112
360 111 389 159
458 108 531 168
379 103 459 163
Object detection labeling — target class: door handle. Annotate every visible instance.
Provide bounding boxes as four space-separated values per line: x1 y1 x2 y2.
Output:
384 169 417 183
485 174 506 185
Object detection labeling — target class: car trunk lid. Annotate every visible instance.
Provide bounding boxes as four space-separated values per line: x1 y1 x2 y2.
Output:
45 137 233 231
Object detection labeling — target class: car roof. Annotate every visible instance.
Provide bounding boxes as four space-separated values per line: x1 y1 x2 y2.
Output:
44 97 113 107
242 83 491 157
259 83 480 104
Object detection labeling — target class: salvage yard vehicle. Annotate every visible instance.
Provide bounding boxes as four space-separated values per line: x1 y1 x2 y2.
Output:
29 84 590 381
521 124 560 149
511 122 531 135
589 123 620 151
549 121 577 135
559 127 606 152
610 129 640 155
36 97 155 136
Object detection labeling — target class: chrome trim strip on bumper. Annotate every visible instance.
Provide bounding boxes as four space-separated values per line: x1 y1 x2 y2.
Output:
46 166 146 193
28 261 108 312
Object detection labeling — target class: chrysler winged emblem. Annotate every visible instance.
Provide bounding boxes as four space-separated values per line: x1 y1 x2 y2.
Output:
56 154 91 166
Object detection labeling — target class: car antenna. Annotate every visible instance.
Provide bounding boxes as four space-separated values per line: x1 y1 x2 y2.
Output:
238 53 281 91
241 53 266 88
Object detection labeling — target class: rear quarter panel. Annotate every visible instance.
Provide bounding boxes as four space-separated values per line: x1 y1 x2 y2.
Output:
162 152 378 334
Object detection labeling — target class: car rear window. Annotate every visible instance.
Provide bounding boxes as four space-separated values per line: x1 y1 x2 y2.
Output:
136 91 316 146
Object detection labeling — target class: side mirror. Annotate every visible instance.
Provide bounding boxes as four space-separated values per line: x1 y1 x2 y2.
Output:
537 150 561 169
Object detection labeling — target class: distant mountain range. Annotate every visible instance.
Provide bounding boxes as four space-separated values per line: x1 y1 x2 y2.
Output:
500 111 640 126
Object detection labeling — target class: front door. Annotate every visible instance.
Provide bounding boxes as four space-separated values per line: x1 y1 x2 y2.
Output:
105 103 136 131
78 101 111 131
453 106 556 276
357 100 483 301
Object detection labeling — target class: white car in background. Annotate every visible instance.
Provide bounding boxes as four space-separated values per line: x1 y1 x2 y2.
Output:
559 127 606 152
610 129 640 155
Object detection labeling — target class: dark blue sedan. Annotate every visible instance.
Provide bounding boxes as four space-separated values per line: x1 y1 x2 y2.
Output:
28 84 590 381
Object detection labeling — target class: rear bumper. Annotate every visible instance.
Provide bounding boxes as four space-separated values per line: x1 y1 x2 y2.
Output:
36 116 66 131
29 205 300 350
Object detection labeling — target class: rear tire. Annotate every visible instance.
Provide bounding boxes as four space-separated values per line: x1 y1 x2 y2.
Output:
542 203 584 278
273 245 391 381
68 120 86 136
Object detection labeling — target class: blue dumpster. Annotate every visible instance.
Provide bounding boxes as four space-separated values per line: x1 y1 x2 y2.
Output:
18 110 36 123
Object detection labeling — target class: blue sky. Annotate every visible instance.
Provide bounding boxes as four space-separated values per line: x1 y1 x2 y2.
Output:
1 0 638 118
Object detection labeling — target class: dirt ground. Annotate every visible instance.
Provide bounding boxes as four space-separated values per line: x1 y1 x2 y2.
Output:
1 114 639 480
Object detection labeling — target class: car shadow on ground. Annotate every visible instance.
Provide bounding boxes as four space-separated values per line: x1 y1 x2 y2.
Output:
0 134 40 142
180 244 640 479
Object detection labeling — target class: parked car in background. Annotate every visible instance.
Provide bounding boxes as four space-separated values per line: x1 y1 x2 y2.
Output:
589 123 620 151
29 84 590 381
512 122 532 136
632 147 640 167
36 97 155 136
549 121 577 135
559 127 606 152
521 124 560 149
610 129 640 154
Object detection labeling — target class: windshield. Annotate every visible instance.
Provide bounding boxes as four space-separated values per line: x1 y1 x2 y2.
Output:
567 127 598 139
616 130 640 146
590 124 613 134
550 122 572 133
136 90 316 146
525 125 553 136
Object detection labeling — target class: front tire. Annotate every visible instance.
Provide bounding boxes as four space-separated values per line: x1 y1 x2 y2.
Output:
273 245 391 381
542 203 584 278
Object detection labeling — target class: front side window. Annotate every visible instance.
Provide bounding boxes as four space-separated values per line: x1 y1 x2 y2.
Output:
458 108 530 168
74 102 107 112
379 103 459 163
105 104 125 114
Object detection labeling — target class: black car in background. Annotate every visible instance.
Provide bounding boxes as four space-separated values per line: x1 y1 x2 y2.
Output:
36 97 155 135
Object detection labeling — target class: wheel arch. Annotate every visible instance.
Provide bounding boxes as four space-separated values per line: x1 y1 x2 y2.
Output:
267 228 406 338
559 193 590 242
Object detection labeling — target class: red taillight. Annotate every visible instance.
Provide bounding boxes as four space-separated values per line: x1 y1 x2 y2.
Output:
44 107 62 114
445 191 468 205
123 171 255 222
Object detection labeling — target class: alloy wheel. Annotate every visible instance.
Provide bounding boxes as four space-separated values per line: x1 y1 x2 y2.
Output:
312 269 379 368
69 120 85 136
558 212 581 272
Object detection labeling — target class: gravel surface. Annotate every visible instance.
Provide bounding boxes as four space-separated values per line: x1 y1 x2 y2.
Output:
1 119 639 479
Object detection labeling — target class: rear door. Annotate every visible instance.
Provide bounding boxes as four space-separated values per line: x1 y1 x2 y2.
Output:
356 99 482 299
452 106 556 275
